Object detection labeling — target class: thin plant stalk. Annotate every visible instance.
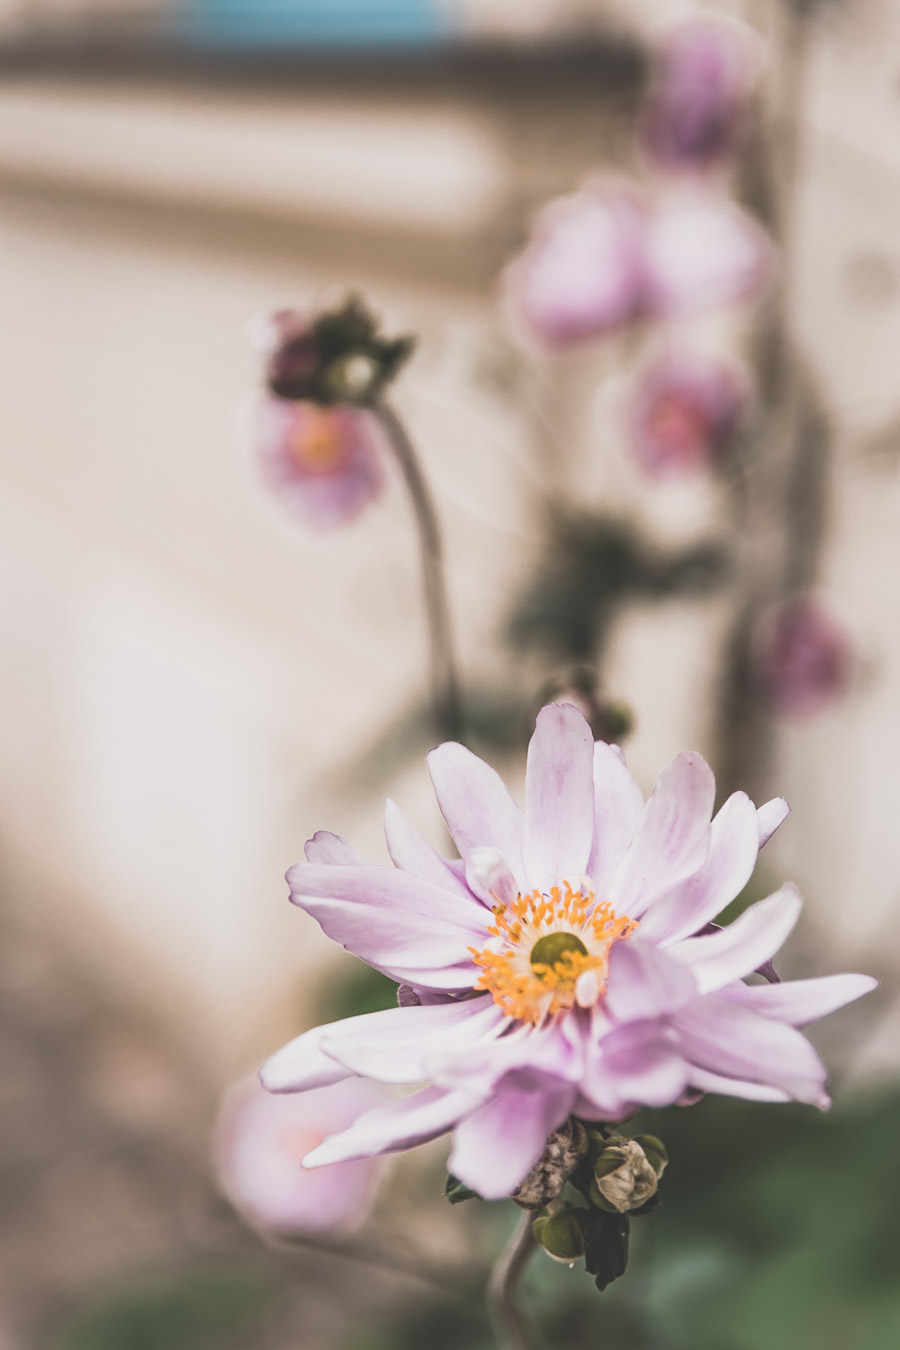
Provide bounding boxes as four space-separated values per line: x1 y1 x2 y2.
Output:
375 399 464 744
487 1210 538 1350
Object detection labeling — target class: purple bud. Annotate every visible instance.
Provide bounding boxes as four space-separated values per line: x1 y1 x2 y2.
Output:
754 596 853 717
643 18 761 173
628 345 748 477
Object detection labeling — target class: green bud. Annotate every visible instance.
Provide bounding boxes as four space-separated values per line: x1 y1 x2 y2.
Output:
591 1138 660 1214
533 1207 587 1262
632 1134 668 1178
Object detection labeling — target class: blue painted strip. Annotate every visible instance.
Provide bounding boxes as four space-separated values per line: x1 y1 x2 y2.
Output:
182 0 450 48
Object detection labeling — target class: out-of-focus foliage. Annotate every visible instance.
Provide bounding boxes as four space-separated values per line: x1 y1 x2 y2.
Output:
45 1264 277 1350
526 1088 900 1349
511 511 730 661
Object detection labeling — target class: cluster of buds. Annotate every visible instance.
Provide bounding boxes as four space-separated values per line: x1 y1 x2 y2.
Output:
259 295 415 410
527 1126 668 1291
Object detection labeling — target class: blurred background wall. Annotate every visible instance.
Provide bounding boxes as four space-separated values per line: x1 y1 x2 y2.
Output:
0 0 897 1078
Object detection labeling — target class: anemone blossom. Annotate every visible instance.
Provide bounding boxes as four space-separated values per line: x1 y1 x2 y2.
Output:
628 345 748 477
217 1077 389 1235
256 396 384 530
261 704 874 1200
509 183 769 346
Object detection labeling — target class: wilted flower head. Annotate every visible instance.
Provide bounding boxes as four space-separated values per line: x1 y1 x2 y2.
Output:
642 17 762 173
755 596 853 717
256 395 385 530
628 345 748 477
260 704 874 1200
217 1077 389 1235
509 182 768 346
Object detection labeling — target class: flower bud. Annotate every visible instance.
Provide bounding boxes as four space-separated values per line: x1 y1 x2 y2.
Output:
512 1117 588 1209
754 596 853 718
590 1138 661 1214
632 1134 668 1178
533 1207 587 1262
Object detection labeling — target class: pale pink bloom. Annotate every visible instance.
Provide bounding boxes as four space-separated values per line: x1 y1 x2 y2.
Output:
217 1076 389 1234
256 395 384 530
755 596 853 717
642 17 761 173
628 345 748 477
642 193 769 316
260 704 874 1201
509 186 647 344
510 183 768 346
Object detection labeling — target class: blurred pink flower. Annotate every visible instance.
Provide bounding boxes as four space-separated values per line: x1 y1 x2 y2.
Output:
509 182 768 346
642 17 761 173
217 1076 389 1234
260 703 874 1201
755 596 853 717
256 396 384 530
509 186 647 344
628 346 748 477
643 193 769 316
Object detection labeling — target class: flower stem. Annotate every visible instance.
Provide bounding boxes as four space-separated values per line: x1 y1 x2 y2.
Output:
375 399 464 744
487 1210 538 1350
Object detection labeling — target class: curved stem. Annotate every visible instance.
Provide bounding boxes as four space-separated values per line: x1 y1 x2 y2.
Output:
275 1230 477 1301
375 399 464 744
487 1210 538 1350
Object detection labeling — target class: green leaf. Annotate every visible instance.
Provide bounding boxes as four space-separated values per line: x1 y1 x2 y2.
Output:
584 1210 630 1292
444 1173 481 1204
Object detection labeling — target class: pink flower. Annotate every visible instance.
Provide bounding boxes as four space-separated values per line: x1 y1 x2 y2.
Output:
642 18 761 173
628 346 748 477
755 596 853 717
509 187 647 344
643 193 770 316
509 183 768 346
260 704 874 1201
217 1076 389 1234
256 396 384 530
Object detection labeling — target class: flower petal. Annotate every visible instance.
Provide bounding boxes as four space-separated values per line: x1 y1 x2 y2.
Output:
605 939 698 1021
609 751 716 918
672 994 829 1106
719 973 877 1026
429 1019 584 1096
644 195 769 317
666 883 801 993
639 791 761 946
427 742 526 887
383 799 473 898
303 1086 479 1167
447 1083 575 1200
259 1026 356 1094
259 1002 496 1094
321 995 505 1084
586 741 645 897
287 863 486 989
584 1018 688 1114
523 703 596 886
757 797 790 848
305 831 368 866
686 1067 791 1103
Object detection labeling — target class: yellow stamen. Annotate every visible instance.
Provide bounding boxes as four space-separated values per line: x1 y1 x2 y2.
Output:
470 881 637 1026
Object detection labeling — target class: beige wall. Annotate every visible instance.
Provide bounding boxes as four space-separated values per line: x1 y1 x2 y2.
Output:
1 4 898 1080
